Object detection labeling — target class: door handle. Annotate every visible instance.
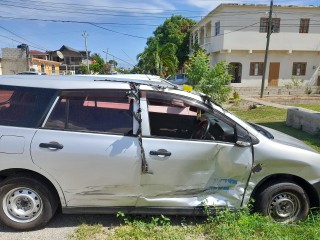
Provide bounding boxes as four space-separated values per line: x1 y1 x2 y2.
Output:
39 142 63 150
150 149 171 157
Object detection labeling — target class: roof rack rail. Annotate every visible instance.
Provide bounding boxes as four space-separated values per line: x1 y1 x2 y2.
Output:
92 74 179 89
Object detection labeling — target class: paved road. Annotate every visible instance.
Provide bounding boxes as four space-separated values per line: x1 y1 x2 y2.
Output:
0 213 120 240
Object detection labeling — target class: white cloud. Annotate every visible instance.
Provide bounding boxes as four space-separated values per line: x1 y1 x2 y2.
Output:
185 0 319 11
0 0 176 21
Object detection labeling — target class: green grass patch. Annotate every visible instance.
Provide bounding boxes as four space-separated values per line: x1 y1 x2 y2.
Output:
293 104 320 112
70 210 320 240
70 223 108 240
229 104 320 152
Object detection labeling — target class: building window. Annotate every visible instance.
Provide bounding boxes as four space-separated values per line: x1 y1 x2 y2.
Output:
52 65 56 75
229 63 242 83
250 62 264 76
215 21 220 36
300 18 310 33
292 62 307 76
260 18 280 33
41 64 45 73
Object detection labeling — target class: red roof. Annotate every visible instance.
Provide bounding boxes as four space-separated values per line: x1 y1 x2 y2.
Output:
29 50 48 55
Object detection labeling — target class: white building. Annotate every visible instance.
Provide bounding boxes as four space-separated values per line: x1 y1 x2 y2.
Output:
190 4 320 87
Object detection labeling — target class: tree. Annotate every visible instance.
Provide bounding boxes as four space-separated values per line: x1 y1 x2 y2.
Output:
90 53 105 74
79 64 89 74
185 50 233 103
137 15 196 75
197 61 233 103
184 49 209 85
153 15 196 69
108 60 118 67
137 39 178 77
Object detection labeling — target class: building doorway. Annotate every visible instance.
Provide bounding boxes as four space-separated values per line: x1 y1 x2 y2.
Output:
229 62 242 83
268 62 280 87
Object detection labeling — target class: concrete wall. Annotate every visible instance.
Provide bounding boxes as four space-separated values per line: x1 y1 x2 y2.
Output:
214 51 320 87
1 48 28 75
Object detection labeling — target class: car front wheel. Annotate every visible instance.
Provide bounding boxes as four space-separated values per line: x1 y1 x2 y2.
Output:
0 176 58 230
255 182 309 223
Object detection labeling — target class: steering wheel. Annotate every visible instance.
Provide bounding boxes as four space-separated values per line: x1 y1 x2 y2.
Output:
191 119 211 140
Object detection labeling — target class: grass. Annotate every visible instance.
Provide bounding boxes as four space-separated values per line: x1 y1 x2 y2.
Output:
293 104 320 112
228 103 320 152
70 101 320 240
71 211 320 240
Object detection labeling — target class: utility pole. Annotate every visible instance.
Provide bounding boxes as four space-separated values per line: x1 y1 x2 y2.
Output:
103 49 109 63
82 31 90 73
260 0 273 98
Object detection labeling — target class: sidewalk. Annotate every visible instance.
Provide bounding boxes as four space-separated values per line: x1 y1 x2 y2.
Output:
242 97 292 109
242 97 318 112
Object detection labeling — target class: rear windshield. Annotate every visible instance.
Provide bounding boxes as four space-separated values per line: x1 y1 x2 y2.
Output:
0 85 56 128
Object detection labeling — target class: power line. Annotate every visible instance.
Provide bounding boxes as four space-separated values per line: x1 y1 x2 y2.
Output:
0 25 48 50
1 0 207 13
104 51 136 68
0 16 158 27
89 23 147 40
0 2 204 19
0 33 47 51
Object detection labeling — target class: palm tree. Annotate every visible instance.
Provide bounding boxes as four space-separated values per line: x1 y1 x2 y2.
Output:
137 38 178 77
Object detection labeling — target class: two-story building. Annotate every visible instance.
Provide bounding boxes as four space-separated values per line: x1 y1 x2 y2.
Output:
190 4 320 87
48 45 91 75
29 50 61 75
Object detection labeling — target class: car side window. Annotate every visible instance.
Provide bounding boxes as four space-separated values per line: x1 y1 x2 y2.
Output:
0 86 55 128
45 90 133 135
146 91 236 143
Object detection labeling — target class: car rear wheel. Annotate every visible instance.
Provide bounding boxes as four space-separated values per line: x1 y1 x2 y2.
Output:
255 182 309 223
0 176 58 230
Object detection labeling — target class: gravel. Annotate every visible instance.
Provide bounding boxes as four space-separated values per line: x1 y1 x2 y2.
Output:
0 213 120 240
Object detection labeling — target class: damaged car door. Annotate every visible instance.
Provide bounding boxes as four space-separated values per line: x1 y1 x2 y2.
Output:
138 91 254 210
31 90 141 207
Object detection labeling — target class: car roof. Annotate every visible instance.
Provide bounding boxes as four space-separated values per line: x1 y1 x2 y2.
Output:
0 74 175 90
0 74 205 103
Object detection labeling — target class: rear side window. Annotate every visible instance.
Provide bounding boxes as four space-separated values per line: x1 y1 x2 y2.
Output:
0 86 56 128
45 90 133 135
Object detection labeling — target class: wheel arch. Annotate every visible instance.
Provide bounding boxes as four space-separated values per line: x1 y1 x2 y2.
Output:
0 168 64 207
250 173 320 209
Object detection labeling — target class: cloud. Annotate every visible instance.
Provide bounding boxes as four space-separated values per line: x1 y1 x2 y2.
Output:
185 0 319 10
0 0 176 21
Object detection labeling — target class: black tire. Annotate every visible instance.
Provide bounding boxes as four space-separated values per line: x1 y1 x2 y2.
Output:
0 176 58 230
255 181 309 223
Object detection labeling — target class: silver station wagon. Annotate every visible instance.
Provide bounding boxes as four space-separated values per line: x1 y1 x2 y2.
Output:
0 74 319 230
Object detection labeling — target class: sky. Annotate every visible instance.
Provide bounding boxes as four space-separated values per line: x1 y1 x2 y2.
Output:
0 0 319 69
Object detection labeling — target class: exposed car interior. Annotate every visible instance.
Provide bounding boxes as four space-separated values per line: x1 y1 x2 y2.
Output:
147 92 236 143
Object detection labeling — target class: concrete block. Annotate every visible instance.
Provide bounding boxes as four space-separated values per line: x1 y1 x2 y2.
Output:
286 108 320 135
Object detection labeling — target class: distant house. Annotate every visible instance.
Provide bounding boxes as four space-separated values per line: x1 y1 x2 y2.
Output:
28 50 60 75
48 45 92 75
29 50 49 60
30 58 61 75
190 4 320 87
1 46 60 75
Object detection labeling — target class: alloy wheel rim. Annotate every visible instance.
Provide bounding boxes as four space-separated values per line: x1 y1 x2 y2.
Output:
3 187 43 223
